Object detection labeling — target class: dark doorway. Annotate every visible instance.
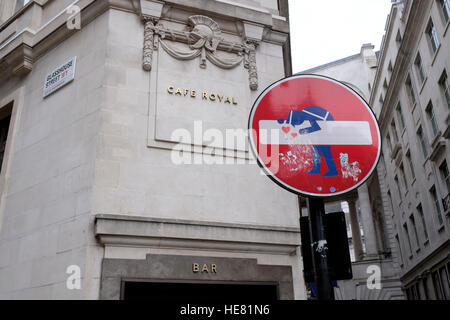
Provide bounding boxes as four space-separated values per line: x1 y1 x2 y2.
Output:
122 281 279 301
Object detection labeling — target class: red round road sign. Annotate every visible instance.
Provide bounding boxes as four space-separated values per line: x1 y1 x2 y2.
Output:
248 74 381 197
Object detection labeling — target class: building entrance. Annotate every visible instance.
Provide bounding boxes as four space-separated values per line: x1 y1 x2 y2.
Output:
122 281 279 301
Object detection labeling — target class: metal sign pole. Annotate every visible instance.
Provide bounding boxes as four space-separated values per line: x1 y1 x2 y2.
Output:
307 197 335 300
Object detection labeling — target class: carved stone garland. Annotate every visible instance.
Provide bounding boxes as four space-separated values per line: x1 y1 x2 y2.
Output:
244 40 259 91
141 15 259 91
142 16 158 71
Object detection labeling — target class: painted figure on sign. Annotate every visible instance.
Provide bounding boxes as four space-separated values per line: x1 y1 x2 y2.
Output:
340 153 362 182
278 106 339 177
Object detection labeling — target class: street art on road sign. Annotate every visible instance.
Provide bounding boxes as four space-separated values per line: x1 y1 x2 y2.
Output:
249 74 381 197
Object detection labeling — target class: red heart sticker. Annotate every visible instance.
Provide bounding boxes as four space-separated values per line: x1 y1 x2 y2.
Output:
282 126 290 134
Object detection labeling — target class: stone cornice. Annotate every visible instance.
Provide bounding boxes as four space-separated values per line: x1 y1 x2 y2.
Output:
95 214 301 255
399 238 450 283
0 0 289 83
159 0 274 27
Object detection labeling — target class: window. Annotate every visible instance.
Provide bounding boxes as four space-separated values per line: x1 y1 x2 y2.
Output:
417 126 428 158
388 61 393 75
409 214 420 249
395 234 404 265
406 151 415 179
427 20 440 53
396 30 402 45
406 76 417 105
415 53 426 84
14 0 31 13
439 160 450 194
386 133 393 153
387 190 395 212
403 223 413 256
440 0 450 23
396 103 405 130
417 204 428 240
0 105 12 173
430 186 444 225
426 101 439 136
400 164 408 192
439 70 450 109
391 120 399 144
395 176 402 200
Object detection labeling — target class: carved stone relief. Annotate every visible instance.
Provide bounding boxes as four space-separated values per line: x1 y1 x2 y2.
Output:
141 15 259 91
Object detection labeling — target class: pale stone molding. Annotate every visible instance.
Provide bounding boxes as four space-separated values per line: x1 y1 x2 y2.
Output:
142 16 158 71
139 0 164 71
139 0 164 17
140 14 261 90
242 22 264 91
244 39 259 91
95 214 301 255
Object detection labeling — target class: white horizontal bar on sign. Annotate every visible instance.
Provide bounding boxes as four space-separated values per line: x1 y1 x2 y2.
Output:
258 120 373 145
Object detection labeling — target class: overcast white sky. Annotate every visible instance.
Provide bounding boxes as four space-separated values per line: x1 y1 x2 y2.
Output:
289 0 393 73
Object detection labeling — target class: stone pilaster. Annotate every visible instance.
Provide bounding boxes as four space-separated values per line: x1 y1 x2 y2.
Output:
358 183 379 258
348 199 364 261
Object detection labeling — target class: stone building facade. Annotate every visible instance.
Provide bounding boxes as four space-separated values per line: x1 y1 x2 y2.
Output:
0 0 304 299
370 0 450 299
299 44 405 300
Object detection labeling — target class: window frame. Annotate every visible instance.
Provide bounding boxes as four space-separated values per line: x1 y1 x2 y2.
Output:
438 70 450 110
430 185 444 225
440 0 450 24
400 163 408 192
406 75 417 106
14 0 32 13
395 234 404 266
415 53 426 85
386 133 393 153
438 160 450 194
409 214 421 249
417 126 428 159
426 19 440 54
406 150 416 179
403 222 413 257
391 119 399 144
396 102 405 130
425 101 439 137
417 204 428 240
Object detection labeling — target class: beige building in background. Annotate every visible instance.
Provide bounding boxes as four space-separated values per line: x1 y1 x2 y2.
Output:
0 0 304 299
370 0 450 299
299 43 405 300
298 0 450 300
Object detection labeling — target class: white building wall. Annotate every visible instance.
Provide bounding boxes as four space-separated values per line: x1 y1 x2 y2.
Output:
0 0 304 300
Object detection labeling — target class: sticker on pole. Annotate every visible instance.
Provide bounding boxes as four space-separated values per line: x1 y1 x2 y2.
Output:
248 74 381 197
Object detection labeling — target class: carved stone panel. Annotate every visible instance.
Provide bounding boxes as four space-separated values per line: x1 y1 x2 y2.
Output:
142 15 258 88
143 15 259 154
